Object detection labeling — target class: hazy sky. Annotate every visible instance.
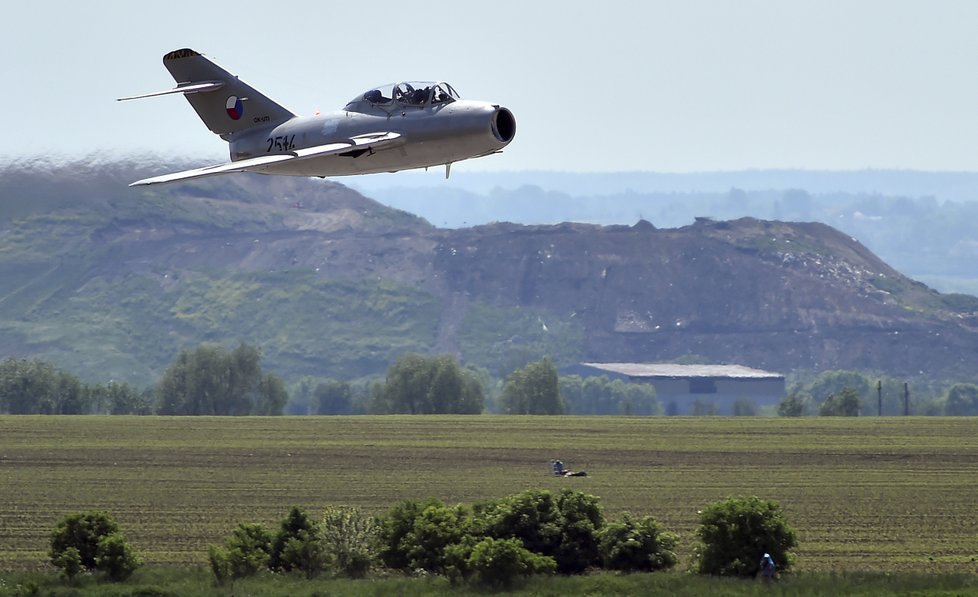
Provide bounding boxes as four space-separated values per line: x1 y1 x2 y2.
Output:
6 1 978 173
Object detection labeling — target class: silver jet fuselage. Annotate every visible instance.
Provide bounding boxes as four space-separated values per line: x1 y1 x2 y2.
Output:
230 99 515 177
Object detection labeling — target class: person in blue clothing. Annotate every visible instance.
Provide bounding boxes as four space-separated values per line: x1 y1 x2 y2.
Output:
551 459 565 476
759 552 776 581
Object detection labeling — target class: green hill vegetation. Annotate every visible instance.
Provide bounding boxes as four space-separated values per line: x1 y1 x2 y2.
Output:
0 160 559 386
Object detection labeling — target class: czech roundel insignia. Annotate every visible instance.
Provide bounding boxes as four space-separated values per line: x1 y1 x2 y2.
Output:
225 96 244 120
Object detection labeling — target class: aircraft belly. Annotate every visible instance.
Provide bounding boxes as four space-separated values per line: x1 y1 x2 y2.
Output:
261 131 496 177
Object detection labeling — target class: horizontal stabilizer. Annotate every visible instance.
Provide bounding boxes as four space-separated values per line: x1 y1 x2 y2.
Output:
117 81 225 102
130 132 402 186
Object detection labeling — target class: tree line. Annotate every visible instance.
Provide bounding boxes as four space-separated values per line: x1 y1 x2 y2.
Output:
294 355 658 416
5 348 978 417
778 369 978 417
0 346 660 417
0 344 285 416
0 358 152 415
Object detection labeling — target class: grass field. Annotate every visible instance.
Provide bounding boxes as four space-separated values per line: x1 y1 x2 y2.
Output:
2 415 978 577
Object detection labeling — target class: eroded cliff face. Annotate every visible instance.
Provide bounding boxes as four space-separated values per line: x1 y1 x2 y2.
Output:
432 218 977 375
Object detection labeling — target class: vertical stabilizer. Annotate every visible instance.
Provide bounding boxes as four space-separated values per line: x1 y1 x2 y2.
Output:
161 48 295 139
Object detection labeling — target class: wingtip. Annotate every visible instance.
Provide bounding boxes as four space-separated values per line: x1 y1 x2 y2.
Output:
163 48 200 61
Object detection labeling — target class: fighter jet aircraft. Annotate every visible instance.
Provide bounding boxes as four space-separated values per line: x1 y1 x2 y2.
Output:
118 48 516 186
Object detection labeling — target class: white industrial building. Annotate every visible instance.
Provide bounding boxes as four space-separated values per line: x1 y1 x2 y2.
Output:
564 362 786 415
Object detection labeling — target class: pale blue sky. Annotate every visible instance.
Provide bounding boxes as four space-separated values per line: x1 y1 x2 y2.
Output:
5 1 978 173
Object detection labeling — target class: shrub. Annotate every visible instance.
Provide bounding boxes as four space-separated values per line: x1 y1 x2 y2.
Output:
207 545 232 586
554 489 604 573
52 546 83 581
377 498 444 570
50 511 140 581
447 537 556 588
401 504 470 574
95 533 142 581
694 496 797 577
208 522 273 583
282 529 327 579
478 488 604 574
50 511 119 571
598 513 678 572
270 506 317 572
320 506 379 578
229 523 273 577
479 489 562 557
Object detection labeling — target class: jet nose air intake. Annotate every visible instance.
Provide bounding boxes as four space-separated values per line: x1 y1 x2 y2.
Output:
492 107 517 143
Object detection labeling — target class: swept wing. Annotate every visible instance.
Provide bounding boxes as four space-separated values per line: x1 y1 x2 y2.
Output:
130 133 402 186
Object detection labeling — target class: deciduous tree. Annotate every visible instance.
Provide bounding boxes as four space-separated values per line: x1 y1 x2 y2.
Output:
0 358 93 414
819 387 860 416
500 358 562 415
315 379 353 415
777 392 807 417
371 354 483 414
155 343 287 415
945 383 978 416
809 371 869 409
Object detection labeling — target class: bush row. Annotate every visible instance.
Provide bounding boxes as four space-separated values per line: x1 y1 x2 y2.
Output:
207 491 795 588
47 492 797 589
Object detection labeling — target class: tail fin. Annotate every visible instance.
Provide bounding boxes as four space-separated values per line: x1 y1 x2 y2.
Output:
159 48 295 139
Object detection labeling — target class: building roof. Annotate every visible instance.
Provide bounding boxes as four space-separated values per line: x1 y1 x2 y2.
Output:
579 362 783 380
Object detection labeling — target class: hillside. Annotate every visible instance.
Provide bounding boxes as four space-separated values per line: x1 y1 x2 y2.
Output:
352 172 978 296
1 160 977 386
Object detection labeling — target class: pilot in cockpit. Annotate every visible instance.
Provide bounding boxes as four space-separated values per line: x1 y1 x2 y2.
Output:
393 84 410 103
416 87 432 104
360 83 453 108
406 87 429 105
363 89 391 104
391 83 425 106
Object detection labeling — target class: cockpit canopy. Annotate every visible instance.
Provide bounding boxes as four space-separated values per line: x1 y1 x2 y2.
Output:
345 82 460 111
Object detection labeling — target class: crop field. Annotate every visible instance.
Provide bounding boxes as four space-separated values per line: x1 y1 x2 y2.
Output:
2 415 978 575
